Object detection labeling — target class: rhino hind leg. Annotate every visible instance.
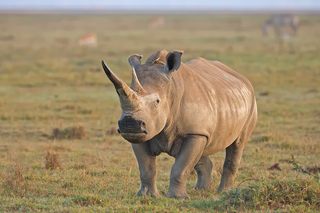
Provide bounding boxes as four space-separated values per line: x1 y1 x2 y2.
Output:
217 137 245 192
194 156 213 190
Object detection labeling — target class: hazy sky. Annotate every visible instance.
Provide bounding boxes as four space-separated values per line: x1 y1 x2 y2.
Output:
1 0 320 10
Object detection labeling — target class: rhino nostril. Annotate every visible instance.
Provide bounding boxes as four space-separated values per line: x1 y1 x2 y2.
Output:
141 121 146 127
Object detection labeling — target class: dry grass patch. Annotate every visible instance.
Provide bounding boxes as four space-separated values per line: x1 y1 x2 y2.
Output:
45 151 61 170
70 164 87 170
51 145 71 152
2 163 27 195
51 125 86 140
251 134 271 143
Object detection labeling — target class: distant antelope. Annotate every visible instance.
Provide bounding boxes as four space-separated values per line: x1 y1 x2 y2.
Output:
78 33 97 47
262 14 299 41
149 17 166 29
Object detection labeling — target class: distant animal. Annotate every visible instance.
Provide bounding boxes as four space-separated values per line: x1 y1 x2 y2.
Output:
262 14 299 40
101 50 257 198
79 33 97 47
149 16 165 29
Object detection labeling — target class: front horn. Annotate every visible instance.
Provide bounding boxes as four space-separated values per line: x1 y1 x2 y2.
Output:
101 60 137 98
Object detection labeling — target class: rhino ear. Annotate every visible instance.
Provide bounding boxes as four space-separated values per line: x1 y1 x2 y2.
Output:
166 50 183 72
128 54 142 69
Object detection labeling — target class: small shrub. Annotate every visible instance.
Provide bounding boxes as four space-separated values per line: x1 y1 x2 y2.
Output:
251 135 271 143
45 151 61 170
51 125 86 140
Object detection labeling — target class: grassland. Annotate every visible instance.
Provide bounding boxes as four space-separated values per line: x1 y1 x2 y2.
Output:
0 13 319 212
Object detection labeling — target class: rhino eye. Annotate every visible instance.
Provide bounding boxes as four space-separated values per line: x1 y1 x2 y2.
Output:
156 99 160 104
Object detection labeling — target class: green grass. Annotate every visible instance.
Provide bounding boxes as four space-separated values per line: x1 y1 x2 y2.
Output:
0 13 319 212
191 179 320 212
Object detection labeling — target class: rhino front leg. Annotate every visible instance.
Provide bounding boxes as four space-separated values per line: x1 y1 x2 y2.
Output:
132 143 159 197
194 156 213 190
167 135 207 199
218 139 245 192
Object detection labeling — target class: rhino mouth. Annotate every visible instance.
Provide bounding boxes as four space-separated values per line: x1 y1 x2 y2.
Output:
118 129 148 143
117 128 147 135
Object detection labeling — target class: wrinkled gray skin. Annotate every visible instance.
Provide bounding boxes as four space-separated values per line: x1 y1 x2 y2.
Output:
102 50 257 198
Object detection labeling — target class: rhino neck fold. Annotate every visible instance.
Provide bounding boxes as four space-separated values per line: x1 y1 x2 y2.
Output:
163 69 185 134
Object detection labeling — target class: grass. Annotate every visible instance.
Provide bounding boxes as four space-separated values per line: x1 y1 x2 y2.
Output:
191 179 320 212
0 13 319 212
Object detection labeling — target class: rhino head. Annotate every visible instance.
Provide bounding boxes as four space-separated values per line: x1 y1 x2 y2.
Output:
102 50 183 143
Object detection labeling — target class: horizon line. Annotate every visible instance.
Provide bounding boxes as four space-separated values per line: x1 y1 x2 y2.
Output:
1 8 320 13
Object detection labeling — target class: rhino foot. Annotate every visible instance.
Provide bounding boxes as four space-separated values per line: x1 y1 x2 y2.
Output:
195 182 211 190
137 187 160 197
194 156 213 190
217 183 233 193
166 190 189 199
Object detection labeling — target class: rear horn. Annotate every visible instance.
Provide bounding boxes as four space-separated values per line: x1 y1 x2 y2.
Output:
128 55 146 94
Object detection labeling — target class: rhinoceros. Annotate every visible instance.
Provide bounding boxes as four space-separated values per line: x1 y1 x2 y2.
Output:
102 50 257 198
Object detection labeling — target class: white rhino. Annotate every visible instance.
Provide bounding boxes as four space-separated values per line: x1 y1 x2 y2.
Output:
102 50 257 198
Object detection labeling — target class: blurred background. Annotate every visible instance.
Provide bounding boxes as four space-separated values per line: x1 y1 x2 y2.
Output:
0 0 319 211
